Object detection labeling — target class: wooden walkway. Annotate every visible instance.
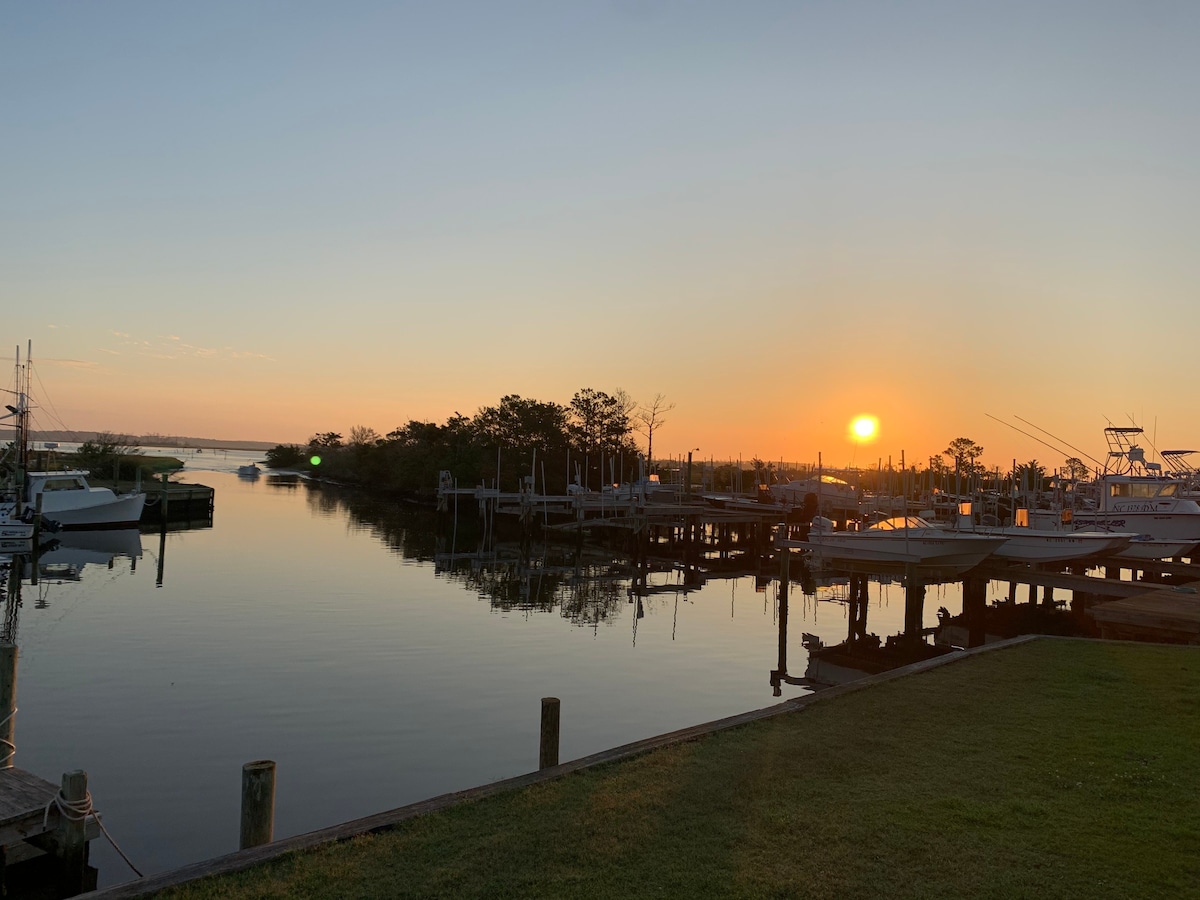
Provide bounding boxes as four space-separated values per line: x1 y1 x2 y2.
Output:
1089 586 1200 644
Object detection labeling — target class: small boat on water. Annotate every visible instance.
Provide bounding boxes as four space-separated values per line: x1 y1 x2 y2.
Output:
780 515 1008 578
1 342 146 529
237 464 262 478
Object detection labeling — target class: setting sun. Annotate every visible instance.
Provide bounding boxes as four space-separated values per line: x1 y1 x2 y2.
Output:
850 415 879 441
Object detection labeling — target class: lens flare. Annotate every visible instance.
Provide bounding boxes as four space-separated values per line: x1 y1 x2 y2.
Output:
849 415 879 441
310 455 322 466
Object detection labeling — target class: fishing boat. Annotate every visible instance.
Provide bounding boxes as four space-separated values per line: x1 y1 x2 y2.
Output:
1066 428 1200 545
780 515 1008 578
1 342 146 529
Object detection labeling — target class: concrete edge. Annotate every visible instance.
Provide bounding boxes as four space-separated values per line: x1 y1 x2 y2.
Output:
81 633 1047 898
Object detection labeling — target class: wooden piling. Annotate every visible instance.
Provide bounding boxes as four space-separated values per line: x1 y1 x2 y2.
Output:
0 644 16 770
239 760 276 850
539 697 560 769
903 566 925 637
58 769 89 897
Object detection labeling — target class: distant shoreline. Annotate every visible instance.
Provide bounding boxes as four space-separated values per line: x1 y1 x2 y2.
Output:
0 429 284 452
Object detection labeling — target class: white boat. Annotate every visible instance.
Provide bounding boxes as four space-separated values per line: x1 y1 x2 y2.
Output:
237 464 262 478
771 474 860 513
1 342 146 530
2 471 147 530
0 516 35 541
780 515 1008 578
1065 429 1200 545
955 504 1136 562
1112 535 1199 561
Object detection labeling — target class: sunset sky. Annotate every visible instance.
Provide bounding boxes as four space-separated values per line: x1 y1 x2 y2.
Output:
5 1 1198 472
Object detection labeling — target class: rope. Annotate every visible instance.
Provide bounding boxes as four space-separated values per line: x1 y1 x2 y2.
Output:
43 787 144 878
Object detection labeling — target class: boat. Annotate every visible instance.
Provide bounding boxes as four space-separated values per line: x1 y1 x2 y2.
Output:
771 474 860 514
237 464 262 478
954 504 1136 563
1064 428 1200 546
779 515 1008 578
0 515 34 541
1 342 146 529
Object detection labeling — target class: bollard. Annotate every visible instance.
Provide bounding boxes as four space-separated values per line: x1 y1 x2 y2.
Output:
58 769 89 897
240 760 276 849
539 698 560 769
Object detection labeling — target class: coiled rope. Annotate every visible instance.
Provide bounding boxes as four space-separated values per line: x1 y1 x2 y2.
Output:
43 787 144 877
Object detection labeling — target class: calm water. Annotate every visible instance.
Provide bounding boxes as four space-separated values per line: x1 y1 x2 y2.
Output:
7 451 955 887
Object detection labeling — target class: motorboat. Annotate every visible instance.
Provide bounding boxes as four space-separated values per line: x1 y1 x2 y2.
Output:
780 515 1008 578
954 505 1136 563
237 464 262 478
1065 429 1200 545
771 474 860 514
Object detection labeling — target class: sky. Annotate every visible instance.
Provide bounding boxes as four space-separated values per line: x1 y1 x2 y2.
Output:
4 1 1199 472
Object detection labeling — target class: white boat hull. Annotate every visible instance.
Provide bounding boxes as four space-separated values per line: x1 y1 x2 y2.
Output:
983 529 1135 563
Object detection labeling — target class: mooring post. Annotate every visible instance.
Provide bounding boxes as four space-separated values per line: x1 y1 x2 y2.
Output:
58 769 89 897
0 644 16 769
239 760 276 850
903 566 925 638
33 492 43 544
963 575 987 648
160 472 170 522
539 697 560 769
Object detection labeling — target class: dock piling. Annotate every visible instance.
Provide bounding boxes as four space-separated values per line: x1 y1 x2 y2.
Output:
240 760 276 850
58 769 89 896
0 644 15 769
539 698 560 769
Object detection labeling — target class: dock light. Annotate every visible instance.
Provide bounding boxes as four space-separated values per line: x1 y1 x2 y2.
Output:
310 455 322 466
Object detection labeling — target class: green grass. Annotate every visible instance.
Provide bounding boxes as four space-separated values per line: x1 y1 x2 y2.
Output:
161 640 1200 899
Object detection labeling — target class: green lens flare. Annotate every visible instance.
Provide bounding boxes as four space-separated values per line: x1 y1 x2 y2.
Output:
310 455 322 466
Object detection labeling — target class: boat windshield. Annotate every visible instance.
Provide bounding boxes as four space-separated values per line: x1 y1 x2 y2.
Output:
1108 481 1176 499
867 516 932 531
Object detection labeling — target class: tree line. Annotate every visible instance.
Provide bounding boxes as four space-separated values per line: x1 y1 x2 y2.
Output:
265 389 675 499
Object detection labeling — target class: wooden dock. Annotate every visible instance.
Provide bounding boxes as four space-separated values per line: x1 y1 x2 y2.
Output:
0 767 101 889
1088 586 1200 644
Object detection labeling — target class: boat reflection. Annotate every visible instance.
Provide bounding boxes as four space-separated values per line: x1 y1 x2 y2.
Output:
34 529 144 582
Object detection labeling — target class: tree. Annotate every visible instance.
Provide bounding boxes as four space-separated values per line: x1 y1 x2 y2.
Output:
472 395 569 452
76 432 144 480
943 437 984 474
309 432 343 449
264 444 305 468
568 389 635 488
634 393 675 470
1064 456 1090 481
348 425 381 447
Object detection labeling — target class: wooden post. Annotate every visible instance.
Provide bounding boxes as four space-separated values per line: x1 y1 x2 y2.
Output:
58 769 89 897
903 566 925 638
160 472 170 522
539 697 560 769
240 760 276 850
33 492 43 544
0 644 16 769
963 575 987 648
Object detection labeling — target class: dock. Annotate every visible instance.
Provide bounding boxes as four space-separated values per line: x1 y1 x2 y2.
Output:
1088 586 1200 644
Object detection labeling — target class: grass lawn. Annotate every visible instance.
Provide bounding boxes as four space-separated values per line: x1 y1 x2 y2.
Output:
159 639 1199 899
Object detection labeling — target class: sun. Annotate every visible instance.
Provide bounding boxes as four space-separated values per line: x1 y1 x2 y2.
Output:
849 415 879 442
